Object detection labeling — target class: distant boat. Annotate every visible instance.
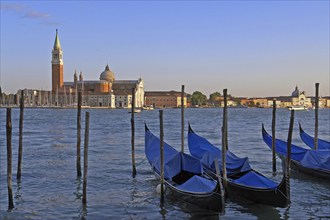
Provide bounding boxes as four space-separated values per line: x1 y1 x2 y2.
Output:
299 123 330 150
128 108 142 113
287 105 308 111
143 105 154 110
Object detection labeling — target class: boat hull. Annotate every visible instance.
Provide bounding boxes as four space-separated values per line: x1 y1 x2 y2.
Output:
206 169 289 207
291 160 330 180
166 180 224 212
287 106 308 110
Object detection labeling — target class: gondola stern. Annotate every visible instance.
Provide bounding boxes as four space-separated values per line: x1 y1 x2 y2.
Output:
299 122 303 133
188 122 194 133
145 123 149 132
277 172 291 207
262 123 266 133
218 180 226 213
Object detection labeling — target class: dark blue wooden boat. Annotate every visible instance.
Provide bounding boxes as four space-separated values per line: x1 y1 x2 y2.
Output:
145 125 225 212
299 123 330 150
188 125 290 208
262 124 330 179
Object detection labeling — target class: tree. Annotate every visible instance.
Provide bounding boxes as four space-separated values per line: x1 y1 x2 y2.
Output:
191 91 207 106
209 92 221 101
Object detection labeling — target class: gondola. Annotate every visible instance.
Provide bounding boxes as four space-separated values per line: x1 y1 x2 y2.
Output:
299 123 330 150
188 124 290 208
262 124 330 179
145 125 225 212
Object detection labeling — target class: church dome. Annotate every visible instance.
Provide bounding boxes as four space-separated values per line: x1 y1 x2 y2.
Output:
291 85 299 97
100 64 115 82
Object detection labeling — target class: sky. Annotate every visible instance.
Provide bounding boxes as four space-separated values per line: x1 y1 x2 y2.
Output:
0 1 329 97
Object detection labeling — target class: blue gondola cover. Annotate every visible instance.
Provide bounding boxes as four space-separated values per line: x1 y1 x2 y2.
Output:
145 128 203 180
262 126 308 161
232 171 278 189
300 150 330 170
188 129 252 174
188 126 282 190
299 125 330 150
177 175 217 193
262 126 330 173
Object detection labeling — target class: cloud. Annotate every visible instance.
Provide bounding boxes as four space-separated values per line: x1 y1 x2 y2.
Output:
1 3 25 12
23 10 50 19
1 3 59 26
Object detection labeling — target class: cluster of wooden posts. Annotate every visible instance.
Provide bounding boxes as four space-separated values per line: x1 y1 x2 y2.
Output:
130 83 320 206
5 82 320 211
5 91 90 210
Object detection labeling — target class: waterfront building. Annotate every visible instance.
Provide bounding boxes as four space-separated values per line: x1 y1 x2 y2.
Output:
265 86 312 108
50 29 143 108
326 98 330 108
145 91 187 108
267 99 282 107
251 98 268 108
219 98 237 107
1 30 144 108
113 79 144 108
291 86 312 108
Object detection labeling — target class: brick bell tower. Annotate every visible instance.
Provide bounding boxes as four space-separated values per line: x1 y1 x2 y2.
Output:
51 29 63 93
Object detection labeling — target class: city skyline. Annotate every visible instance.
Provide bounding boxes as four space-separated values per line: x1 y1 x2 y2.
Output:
1 1 329 97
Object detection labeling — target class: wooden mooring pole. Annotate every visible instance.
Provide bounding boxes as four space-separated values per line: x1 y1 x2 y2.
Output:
159 110 165 205
223 89 228 151
6 108 14 210
286 109 294 202
131 88 137 177
181 85 185 153
214 157 225 211
222 89 228 192
77 91 82 177
17 90 24 181
82 112 90 205
272 99 276 174
314 83 319 150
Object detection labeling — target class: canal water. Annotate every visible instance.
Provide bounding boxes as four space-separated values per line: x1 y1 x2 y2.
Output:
0 108 329 219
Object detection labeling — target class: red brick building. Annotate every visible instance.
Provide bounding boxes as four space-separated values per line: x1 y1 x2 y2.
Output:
145 91 187 108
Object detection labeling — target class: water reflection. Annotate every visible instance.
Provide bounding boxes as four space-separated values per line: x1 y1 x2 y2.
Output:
282 204 291 220
78 204 87 220
166 193 222 219
75 177 87 219
159 206 167 220
230 200 282 220
75 177 82 200
15 180 22 202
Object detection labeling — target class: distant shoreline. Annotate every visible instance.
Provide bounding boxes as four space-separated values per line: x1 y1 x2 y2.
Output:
1 106 328 110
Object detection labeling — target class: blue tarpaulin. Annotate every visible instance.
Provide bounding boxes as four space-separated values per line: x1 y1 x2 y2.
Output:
300 150 330 170
177 175 217 193
299 124 330 150
188 125 280 190
262 126 307 161
145 127 202 179
232 171 278 189
188 128 252 175
144 127 218 194
262 125 330 172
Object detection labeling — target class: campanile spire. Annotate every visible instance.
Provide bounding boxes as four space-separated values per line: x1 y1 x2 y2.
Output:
53 29 62 50
52 29 64 93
